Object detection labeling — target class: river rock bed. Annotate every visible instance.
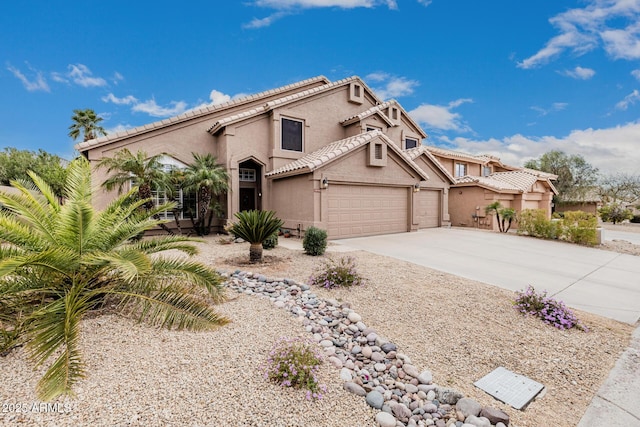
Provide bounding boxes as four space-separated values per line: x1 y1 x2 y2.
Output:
223 270 513 427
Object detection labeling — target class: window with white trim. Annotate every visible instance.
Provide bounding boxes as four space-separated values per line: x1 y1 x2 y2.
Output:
482 165 492 177
133 155 197 220
405 137 418 149
239 168 256 182
281 117 303 152
455 162 467 177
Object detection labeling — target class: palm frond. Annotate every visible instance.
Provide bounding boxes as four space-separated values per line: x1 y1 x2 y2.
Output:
128 236 201 256
114 286 229 331
28 288 90 400
0 185 58 244
145 257 226 303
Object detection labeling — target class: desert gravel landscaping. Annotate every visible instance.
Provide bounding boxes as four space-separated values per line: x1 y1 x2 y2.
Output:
1 234 636 427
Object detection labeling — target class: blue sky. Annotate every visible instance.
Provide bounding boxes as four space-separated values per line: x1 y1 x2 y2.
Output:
2 0 640 174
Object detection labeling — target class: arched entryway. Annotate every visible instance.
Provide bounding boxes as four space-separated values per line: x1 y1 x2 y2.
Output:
238 159 262 211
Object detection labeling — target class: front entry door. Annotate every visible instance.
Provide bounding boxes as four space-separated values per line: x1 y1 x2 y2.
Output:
239 188 256 212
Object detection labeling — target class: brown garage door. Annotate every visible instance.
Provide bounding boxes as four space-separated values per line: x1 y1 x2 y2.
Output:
417 189 441 228
327 185 409 238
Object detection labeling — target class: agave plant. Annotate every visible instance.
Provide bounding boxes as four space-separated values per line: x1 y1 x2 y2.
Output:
0 157 228 401
228 210 283 263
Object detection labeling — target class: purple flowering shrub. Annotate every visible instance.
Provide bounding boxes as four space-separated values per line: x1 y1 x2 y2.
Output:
308 256 366 289
264 336 327 400
514 285 587 331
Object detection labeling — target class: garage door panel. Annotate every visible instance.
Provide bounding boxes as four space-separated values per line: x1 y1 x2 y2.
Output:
417 190 441 229
327 185 408 239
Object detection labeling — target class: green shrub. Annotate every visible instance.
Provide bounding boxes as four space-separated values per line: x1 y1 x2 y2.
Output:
599 204 633 224
303 226 327 256
631 215 640 224
562 211 597 245
517 209 560 239
263 233 278 250
308 256 366 289
264 336 327 400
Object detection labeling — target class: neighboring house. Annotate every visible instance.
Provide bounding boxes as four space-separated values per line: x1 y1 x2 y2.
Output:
425 146 558 230
76 76 446 239
555 190 602 216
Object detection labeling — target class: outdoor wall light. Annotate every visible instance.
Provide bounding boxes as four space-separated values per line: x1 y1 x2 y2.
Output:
413 183 420 192
322 178 329 189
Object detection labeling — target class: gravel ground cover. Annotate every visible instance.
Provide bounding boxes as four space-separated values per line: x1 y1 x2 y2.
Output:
0 233 635 427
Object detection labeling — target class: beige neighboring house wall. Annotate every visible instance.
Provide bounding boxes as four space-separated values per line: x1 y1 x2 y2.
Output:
76 76 436 239
426 146 557 231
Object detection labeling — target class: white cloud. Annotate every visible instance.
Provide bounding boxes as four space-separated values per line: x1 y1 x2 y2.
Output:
561 66 596 79
67 64 107 87
243 11 289 28
50 72 68 84
252 0 396 8
245 0 397 27
112 72 124 84
106 123 133 134
366 73 419 100
209 89 232 105
632 69 640 80
417 0 432 5
409 98 473 132
102 93 138 105
6 63 50 92
615 89 640 110
518 0 640 68
531 102 568 116
436 122 640 175
132 99 188 117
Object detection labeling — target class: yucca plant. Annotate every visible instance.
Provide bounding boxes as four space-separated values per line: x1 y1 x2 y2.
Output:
228 210 283 263
0 157 228 401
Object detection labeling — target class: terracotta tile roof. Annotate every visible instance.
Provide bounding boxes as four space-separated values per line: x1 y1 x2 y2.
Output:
75 75 330 151
340 101 395 127
404 145 456 183
208 76 382 134
265 130 429 181
455 170 554 193
425 145 496 164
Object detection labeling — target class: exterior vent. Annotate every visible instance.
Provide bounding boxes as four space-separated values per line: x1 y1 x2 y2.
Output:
368 141 386 167
349 82 364 104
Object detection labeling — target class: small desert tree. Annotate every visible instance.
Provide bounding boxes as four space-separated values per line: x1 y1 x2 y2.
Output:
228 210 283 263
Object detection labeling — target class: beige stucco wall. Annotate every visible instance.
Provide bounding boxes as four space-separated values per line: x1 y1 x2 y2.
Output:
270 174 315 233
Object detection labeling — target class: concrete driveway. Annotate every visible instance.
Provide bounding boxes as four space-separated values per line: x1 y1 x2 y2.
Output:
336 228 640 325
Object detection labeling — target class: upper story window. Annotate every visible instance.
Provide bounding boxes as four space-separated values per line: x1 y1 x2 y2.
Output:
405 138 418 149
482 165 492 177
239 168 256 182
455 162 467 177
281 117 303 152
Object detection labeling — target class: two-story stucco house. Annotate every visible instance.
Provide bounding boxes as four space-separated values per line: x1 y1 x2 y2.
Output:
77 76 454 239
425 146 558 230
76 75 556 238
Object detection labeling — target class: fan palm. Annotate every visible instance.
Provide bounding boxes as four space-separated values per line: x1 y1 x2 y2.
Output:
485 201 504 232
68 109 107 142
182 153 229 236
0 157 228 401
98 148 174 235
500 208 517 233
228 210 283 263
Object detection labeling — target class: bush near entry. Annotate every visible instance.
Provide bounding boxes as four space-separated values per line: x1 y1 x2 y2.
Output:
518 209 598 246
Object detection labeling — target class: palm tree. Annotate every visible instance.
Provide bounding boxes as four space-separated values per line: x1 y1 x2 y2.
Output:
68 109 107 142
500 208 516 233
0 157 228 401
98 149 174 235
485 201 504 232
182 153 229 236
228 210 283 263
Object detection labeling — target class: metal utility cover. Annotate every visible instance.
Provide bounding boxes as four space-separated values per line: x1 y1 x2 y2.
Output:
474 367 544 410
